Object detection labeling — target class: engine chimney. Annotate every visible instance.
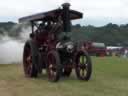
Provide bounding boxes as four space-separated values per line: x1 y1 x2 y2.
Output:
62 3 71 32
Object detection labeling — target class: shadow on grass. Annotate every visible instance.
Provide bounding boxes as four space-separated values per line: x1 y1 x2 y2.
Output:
31 70 93 83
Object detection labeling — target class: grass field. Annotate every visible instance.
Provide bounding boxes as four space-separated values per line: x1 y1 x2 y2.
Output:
0 57 128 96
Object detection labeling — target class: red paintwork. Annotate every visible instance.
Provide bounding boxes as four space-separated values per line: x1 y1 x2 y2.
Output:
33 30 58 51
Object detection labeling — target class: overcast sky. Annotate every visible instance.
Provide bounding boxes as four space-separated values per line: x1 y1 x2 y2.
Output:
0 0 127 26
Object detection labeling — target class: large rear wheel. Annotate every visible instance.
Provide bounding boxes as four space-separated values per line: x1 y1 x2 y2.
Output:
75 51 92 81
23 40 38 78
47 50 61 82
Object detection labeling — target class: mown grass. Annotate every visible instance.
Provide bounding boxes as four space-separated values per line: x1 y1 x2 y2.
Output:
0 57 128 96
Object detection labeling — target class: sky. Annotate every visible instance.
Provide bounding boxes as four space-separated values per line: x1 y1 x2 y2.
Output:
0 0 127 26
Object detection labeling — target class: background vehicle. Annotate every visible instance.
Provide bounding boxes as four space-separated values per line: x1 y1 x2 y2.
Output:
84 41 107 56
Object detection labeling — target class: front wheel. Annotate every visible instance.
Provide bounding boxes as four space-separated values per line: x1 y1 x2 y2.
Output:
75 51 92 81
47 50 61 82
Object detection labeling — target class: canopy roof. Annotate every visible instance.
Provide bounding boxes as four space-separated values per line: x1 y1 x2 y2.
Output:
19 9 83 23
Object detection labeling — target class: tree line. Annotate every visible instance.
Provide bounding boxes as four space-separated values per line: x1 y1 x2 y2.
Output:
0 22 128 46
72 23 128 46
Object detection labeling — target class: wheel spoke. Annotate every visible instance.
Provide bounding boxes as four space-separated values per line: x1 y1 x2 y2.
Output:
26 56 32 64
81 69 85 76
47 53 58 81
23 48 33 76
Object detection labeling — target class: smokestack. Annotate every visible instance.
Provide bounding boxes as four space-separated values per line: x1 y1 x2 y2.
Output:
62 3 71 32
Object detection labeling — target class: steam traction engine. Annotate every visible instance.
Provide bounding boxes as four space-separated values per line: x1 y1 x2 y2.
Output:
19 3 92 82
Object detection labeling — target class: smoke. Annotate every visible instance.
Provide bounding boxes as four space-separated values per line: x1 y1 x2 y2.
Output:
0 26 31 64
0 38 24 64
